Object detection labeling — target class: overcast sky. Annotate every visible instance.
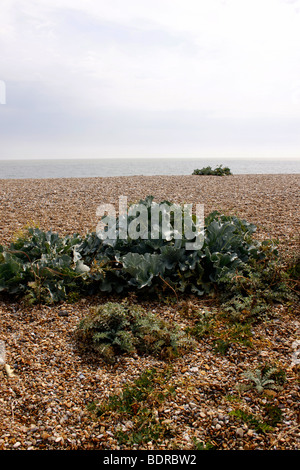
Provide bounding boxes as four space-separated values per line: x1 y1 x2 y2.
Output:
1 0 300 160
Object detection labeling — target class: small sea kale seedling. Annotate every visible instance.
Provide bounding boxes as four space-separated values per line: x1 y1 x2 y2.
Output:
75 301 195 362
238 365 286 394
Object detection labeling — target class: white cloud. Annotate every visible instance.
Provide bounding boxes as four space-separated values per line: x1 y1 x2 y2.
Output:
1 0 300 158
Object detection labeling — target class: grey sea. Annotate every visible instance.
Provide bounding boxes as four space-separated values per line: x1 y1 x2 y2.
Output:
0 157 299 179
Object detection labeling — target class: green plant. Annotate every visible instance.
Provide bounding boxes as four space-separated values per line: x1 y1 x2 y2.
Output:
0 227 85 304
177 300 203 319
76 302 135 361
192 165 232 176
186 309 216 339
286 254 300 280
213 338 230 355
263 403 283 427
221 322 253 348
285 254 300 295
75 301 195 362
192 438 215 450
260 363 286 387
230 409 273 434
0 197 292 309
89 367 176 445
93 368 159 415
238 364 286 394
218 240 297 321
186 307 253 351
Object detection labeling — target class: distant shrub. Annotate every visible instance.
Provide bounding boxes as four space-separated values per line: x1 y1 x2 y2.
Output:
75 301 195 362
192 165 232 176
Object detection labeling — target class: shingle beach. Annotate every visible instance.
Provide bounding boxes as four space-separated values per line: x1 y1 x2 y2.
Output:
0 174 299 450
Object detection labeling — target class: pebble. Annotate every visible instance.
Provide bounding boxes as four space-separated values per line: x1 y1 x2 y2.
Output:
236 428 244 438
58 311 69 317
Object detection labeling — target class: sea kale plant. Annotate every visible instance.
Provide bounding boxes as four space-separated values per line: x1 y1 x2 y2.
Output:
237 364 286 394
0 195 290 306
0 228 85 304
75 301 194 362
192 165 232 176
